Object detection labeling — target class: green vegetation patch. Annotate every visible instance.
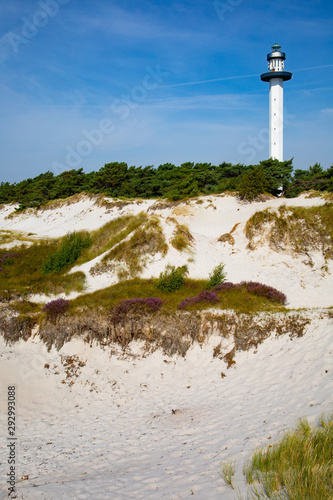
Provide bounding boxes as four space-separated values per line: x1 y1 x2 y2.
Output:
43 231 92 274
244 414 333 500
0 241 86 297
245 203 333 258
9 300 41 316
70 278 205 313
156 265 189 292
69 278 285 315
1 160 332 207
0 213 168 298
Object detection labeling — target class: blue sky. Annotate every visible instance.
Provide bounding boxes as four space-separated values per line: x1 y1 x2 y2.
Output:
0 0 332 182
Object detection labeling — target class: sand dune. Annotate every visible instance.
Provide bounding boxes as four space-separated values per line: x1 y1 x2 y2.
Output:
0 194 332 499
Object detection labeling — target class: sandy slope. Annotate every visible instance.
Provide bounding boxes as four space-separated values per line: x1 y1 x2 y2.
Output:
0 314 332 499
0 194 333 499
0 194 332 308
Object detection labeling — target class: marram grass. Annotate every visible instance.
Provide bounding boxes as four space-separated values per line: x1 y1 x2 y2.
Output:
170 223 194 251
220 461 235 489
243 414 333 500
245 203 333 258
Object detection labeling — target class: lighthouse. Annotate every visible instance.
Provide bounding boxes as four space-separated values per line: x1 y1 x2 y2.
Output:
261 43 292 161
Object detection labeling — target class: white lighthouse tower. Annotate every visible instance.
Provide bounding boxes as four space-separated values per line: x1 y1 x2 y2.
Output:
261 43 292 161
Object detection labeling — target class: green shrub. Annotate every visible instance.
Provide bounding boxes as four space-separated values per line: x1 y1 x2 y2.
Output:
206 263 227 289
43 298 69 319
156 265 188 292
239 168 270 201
42 231 92 274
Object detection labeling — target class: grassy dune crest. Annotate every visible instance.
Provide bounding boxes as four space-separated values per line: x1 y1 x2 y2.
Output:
245 203 333 259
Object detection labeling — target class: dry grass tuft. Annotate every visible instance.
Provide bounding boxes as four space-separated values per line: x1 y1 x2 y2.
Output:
323 191 333 202
218 233 235 245
148 200 182 211
245 203 333 258
201 311 310 355
0 230 35 248
224 347 236 368
218 223 240 245
171 222 194 251
79 213 146 265
39 193 93 211
91 214 168 278
172 205 196 217
304 190 323 199
93 196 133 210
0 311 36 344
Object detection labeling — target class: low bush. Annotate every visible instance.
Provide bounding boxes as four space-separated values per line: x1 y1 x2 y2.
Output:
178 290 219 309
240 281 287 304
43 231 92 274
42 298 69 319
206 263 227 289
212 281 287 305
156 265 188 292
111 297 163 324
212 282 239 292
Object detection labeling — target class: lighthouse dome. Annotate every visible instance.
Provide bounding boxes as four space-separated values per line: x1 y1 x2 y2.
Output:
267 43 286 62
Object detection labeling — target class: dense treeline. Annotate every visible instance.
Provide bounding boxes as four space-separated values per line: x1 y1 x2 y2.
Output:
0 159 332 208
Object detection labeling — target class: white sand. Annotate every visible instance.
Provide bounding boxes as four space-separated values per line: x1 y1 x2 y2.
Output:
0 194 332 498
0 315 332 499
0 193 331 308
